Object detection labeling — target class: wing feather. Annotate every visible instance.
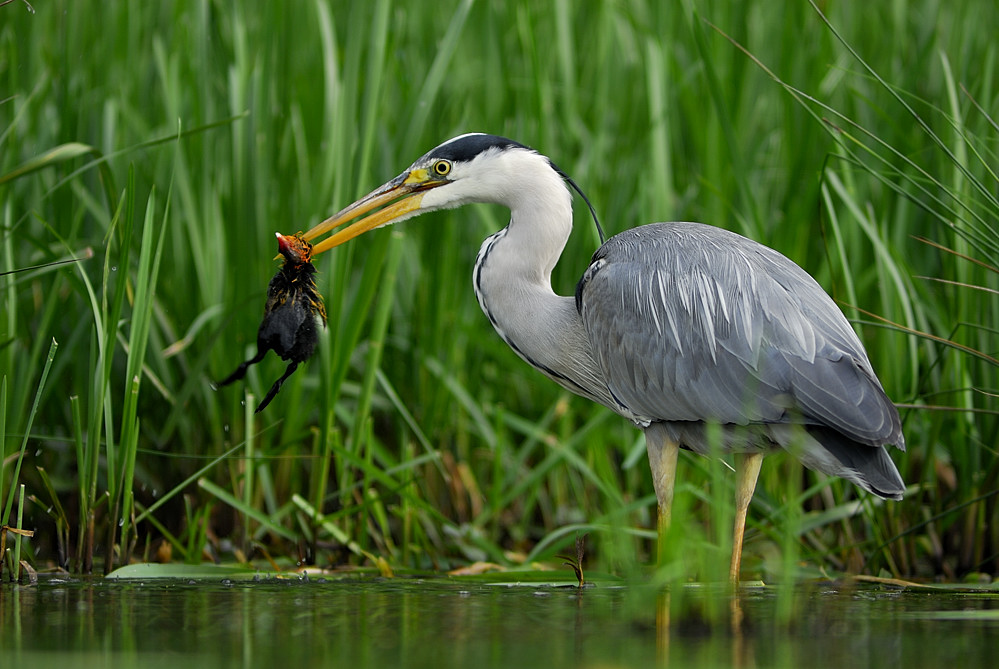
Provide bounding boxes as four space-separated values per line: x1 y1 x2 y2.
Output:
578 222 903 448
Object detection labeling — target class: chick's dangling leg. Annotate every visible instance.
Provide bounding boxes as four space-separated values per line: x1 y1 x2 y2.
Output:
255 361 300 413
214 349 269 389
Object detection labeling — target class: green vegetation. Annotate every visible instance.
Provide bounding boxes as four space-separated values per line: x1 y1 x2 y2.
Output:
1 0 996 581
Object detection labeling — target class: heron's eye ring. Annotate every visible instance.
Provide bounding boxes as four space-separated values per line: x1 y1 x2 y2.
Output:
432 160 451 177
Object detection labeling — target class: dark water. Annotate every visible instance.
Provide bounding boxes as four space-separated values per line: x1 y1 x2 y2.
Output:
1 575 997 668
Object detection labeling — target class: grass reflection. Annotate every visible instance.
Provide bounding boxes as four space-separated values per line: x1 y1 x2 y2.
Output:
3 577 998 669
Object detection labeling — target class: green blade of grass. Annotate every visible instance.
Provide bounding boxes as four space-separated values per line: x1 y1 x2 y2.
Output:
1 338 57 526
197 477 297 543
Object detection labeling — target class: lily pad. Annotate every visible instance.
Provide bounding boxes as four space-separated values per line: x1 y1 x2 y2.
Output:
105 562 274 580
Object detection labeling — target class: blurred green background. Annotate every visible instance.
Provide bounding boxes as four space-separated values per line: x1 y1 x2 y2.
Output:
1 0 996 580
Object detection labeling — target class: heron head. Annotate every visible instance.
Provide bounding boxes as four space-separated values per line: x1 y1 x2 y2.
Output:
302 134 533 255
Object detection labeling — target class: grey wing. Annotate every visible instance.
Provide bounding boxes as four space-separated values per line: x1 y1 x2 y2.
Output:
577 222 903 448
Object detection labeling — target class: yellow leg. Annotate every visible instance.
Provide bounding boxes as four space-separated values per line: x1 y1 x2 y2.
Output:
646 426 679 656
729 452 763 584
645 426 680 564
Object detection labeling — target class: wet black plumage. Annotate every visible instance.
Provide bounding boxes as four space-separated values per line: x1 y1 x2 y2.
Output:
216 232 327 412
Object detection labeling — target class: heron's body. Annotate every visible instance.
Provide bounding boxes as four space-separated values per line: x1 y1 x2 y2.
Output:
303 133 905 580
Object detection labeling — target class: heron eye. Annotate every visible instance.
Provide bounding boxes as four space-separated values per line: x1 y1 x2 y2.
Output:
432 160 451 177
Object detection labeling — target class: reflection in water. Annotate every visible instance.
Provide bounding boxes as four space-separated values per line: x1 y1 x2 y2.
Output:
0 577 997 668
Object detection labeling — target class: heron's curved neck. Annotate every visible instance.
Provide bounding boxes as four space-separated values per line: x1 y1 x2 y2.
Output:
471 169 613 407
474 165 573 317
499 174 575 283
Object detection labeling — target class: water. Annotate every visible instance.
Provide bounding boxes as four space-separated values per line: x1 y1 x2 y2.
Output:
1 575 996 668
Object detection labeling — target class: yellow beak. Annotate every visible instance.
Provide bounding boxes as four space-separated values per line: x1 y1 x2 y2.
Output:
303 168 441 255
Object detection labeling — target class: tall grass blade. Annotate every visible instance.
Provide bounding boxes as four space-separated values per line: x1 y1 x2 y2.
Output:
1 338 57 525
105 182 171 573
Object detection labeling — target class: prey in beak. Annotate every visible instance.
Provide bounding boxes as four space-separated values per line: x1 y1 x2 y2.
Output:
301 166 449 256
218 161 448 410
215 232 327 413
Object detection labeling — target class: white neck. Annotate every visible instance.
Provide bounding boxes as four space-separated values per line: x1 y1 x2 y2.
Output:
469 157 615 408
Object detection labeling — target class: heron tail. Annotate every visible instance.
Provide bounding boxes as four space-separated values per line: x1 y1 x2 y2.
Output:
801 425 905 500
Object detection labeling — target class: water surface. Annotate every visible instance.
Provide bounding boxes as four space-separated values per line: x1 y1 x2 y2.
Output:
1 574 996 668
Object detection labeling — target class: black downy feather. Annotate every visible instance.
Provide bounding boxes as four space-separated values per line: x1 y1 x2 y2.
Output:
216 233 327 412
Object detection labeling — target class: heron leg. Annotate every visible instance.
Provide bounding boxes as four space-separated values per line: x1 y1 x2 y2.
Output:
729 452 763 583
645 425 680 563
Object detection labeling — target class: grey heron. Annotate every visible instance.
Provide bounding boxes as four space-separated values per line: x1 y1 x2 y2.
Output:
301 133 905 581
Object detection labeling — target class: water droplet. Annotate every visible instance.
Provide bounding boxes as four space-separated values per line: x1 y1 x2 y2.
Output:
111 266 117 271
